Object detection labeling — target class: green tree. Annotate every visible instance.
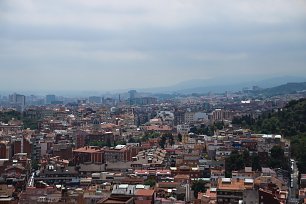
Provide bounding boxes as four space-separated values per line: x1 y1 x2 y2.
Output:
0 110 39 130
159 135 167 149
214 121 224 130
106 138 112 147
269 145 288 169
192 180 208 198
225 150 246 176
118 140 126 145
32 160 39 170
231 98 306 173
177 133 182 142
270 145 284 160
128 137 136 143
89 141 106 147
144 179 156 187
251 154 262 171
242 149 251 167
141 132 161 142
168 134 174 146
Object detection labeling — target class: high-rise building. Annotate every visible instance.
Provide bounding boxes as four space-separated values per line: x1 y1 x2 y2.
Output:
174 109 185 126
46 95 56 104
9 93 26 111
128 90 137 105
128 90 137 99
89 96 102 104
9 93 26 106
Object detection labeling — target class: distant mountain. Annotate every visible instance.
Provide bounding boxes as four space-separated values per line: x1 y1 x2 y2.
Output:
260 82 306 97
252 76 306 88
141 76 306 94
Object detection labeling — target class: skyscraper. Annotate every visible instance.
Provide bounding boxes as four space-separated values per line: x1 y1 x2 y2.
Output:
128 90 137 105
46 95 56 104
128 90 137 99
9 93 26 111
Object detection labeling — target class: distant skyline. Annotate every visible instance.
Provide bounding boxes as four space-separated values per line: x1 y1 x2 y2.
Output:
1 0 306 92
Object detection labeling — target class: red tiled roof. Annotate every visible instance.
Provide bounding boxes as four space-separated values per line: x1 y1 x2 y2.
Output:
144 125 172 131
73 146 103 153
135 189 154 197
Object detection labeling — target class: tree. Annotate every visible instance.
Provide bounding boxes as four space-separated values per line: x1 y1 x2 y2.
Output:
32 160 39 170
214 121 224 130
168 134 174 146
89 141 106 147
205 126 215 136
0 110 39 130
269 145 288 169
141 132 161 142
228 98 306 173
225 150 246 176
118 140 126 145
242 149 251 167
177 133 182 142
270 145 284 160
159 135 167 149
189 126 197 133
106 138 112 147
192 180 208 198
144 179 156 187
128 137 136 143
251 154 261 171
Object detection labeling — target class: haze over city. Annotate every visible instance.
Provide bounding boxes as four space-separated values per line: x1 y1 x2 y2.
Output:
1 0 306 92
2 1 306 203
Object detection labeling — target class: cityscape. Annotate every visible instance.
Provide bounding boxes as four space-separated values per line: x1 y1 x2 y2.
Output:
0 82 306 204
1 1 306 204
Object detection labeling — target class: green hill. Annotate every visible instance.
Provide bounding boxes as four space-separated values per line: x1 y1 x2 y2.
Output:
233 98 306 173
260 82 306 97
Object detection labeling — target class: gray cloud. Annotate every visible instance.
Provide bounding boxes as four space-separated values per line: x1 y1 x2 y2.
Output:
0 0 306 92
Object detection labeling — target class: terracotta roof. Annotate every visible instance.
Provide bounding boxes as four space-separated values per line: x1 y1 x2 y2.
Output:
98 197 134 204
217 178 253 191
135 189 154 197
174 174 190 179
144 125 172 131
156 170 171 175
101 123 117 129
135 170 149 175
73 146 103 153
157 182 180 188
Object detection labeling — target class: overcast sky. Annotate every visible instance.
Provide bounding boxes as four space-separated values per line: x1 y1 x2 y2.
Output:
1 0 306 92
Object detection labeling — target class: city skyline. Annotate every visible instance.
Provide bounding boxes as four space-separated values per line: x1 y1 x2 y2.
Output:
1 0 306 91
1 2 306 201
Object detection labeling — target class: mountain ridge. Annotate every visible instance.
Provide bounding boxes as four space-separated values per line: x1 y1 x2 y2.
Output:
139 75 306 94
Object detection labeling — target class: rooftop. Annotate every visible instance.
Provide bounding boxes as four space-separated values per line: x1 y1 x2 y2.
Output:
218 178 254 191
98 196 134 204
73 146 103 153
135 189 155 197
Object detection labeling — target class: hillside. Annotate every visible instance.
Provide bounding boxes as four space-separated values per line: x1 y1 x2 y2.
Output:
138 76 306 94
260 82 306 97
233 98 306 173
0 110 39 130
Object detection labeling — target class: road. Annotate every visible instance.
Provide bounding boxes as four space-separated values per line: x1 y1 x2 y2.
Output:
27 172 35 187
288 159 299 204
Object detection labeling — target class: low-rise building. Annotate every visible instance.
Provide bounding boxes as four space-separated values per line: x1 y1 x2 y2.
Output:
73 146 104 164
216 178 258 204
